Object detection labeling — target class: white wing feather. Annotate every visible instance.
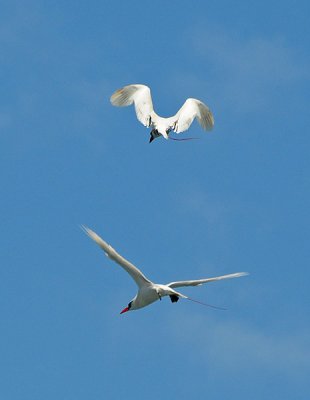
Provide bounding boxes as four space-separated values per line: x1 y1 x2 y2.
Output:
173 98 214 133
167 272 248 288
110 84 154 127
82 226 152 288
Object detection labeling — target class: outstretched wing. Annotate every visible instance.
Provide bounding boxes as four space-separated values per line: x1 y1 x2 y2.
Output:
82 226 152 288
173 98 214 134
166 272 248 288
110 84 154 127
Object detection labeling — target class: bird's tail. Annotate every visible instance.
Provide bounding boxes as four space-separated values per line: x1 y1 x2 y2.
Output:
169 137 200 141
173 289 226 310
185 296 227 310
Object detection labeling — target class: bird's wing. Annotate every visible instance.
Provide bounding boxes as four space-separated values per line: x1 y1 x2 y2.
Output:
166 272 248 288
110 84 154 127
82 226 152 288
173 98 214 133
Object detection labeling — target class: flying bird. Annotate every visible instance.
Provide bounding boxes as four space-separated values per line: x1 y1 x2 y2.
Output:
82 226 248 314
110 84 214 142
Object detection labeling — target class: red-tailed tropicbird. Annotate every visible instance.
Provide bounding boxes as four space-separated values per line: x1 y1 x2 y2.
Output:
110 84 214 142
82 226 248 314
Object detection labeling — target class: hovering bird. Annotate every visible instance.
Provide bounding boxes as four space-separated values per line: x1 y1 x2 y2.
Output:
110 84 214 142
82 226 248 314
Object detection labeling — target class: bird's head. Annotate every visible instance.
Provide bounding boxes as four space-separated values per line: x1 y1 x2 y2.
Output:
120 300 133 314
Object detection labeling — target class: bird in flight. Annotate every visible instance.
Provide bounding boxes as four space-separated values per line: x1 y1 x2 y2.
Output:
110 84 214 142
82 226 248 314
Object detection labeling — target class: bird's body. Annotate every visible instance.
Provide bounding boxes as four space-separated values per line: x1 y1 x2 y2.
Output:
82 226 248 314
110 84 214 142
129 283 182 311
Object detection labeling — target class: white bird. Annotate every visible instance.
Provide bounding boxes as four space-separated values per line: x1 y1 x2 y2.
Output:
110 84 214 142
82 226 248 314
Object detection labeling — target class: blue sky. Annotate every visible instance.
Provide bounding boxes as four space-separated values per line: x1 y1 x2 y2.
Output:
1 1 309 399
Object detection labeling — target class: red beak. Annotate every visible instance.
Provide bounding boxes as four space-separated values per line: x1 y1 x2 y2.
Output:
120 306 129 314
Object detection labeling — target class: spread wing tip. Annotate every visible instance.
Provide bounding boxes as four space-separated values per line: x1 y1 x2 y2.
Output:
110 84 151 107
233 272 249 277
110 87 133 107
80 224 98 239
81 225 111 253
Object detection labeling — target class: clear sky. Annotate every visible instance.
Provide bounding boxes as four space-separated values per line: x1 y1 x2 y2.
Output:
1 1 309 399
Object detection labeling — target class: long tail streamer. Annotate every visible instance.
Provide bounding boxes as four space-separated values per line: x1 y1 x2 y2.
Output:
169 137 200 141
186 296 227 311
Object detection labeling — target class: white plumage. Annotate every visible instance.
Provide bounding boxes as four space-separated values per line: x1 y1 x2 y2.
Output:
82 226 248 314
110 84 214 142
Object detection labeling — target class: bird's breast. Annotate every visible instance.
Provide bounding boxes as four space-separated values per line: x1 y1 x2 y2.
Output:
134 286 161 309
153 117 171 135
